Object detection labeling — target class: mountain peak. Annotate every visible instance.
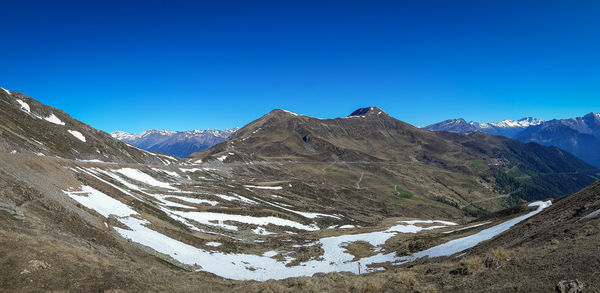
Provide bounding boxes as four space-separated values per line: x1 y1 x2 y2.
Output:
424 118 480 132
266 109 304 118
110 130 135 140
487 117 544 128
348 107 387 117
583 112 600 120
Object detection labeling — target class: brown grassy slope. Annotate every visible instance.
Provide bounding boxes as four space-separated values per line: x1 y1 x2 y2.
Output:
409 179 600 292
231 180 600 292
0 89 175 165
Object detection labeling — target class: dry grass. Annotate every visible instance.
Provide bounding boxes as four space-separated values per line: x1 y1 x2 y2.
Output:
460 256 483 273
484 247 514 268
344 241 376 261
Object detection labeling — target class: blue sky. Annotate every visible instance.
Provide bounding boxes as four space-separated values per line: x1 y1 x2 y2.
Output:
1 0 599 133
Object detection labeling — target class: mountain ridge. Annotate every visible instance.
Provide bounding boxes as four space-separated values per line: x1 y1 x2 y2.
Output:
425 113 600 167
111 127 239 158
0 88 177 165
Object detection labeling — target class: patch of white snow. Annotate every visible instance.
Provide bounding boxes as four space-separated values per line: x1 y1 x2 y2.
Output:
16 99 30 113
114 168 176 190
68 130 86 142
44 113 65 125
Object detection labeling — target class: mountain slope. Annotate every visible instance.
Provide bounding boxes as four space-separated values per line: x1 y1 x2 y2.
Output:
111 128 238 158
0 88 178 165
431 178 600 291
425 113 600 168
190 107 598 206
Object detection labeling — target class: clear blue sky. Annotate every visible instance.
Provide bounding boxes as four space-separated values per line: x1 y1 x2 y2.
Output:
1 0 599 133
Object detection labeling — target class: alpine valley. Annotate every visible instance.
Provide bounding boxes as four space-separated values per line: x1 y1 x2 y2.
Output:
1 88 599 292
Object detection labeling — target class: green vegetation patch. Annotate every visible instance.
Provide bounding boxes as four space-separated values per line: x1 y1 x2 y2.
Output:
472 160 489 170
392 186 413 199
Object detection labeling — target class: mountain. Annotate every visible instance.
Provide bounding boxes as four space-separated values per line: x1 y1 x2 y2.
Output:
425 117 544 138
425 113 600 168
111 128 239 158
1 89 599 292
190 107 598 204
0 88 178 165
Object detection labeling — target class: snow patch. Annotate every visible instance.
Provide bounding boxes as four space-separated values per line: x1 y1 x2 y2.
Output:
282 110 300 116
16 99 30 113
166 195 219 207
114 168 176 190
257 198 340 219
252 226 276 235
399 201 551 260
244 185 283 190
400 220 458 226
168 210 320 231
43 113 65 125
442 222 491 234
577 208 600 222
63 185 137 218
1 87 11 95
151 168 181 178
77 159 106 163
68 130 86 142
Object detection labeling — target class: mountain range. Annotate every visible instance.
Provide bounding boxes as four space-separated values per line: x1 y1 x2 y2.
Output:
1 88 599 291
111 128 239 158
425 113 600 168
192 107 598 204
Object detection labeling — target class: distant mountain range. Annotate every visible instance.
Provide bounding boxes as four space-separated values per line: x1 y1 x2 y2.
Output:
425 113 600 168
111 128 239 158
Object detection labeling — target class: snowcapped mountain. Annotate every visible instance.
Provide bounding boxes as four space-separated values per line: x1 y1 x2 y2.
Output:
110 130 137 140
111 128 239 158
424 117 544 138
486 117 544 128
425 113 600 167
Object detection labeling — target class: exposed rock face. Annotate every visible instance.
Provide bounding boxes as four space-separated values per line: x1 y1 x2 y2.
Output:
556 280 584 293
